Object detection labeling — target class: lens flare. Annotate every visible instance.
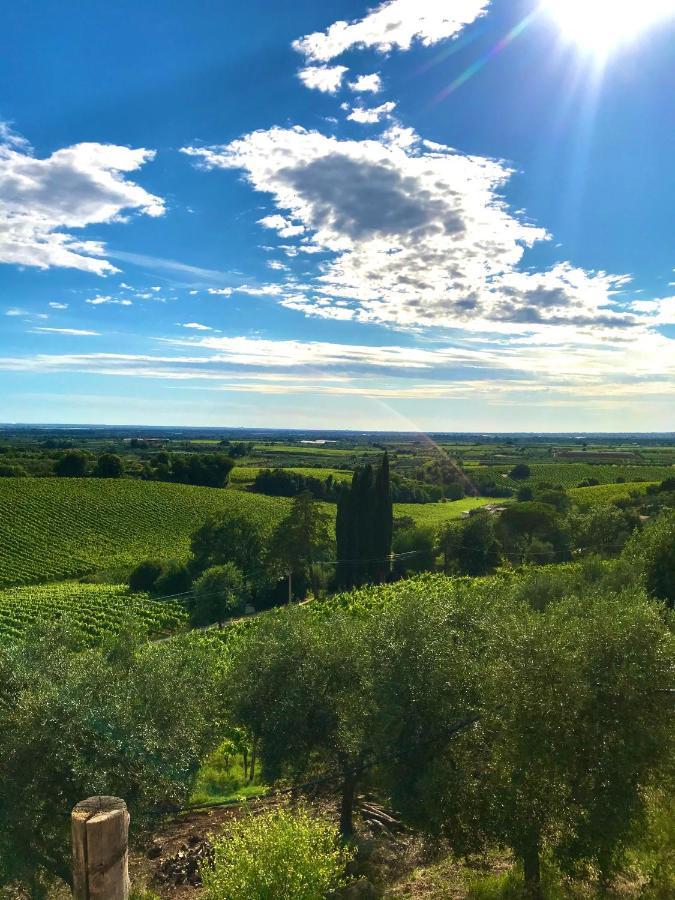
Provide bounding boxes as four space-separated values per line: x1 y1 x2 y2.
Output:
543 0 675 57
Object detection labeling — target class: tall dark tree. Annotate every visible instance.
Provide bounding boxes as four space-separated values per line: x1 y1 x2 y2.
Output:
335 455 392 588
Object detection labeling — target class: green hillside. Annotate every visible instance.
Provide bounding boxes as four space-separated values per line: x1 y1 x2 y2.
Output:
0 478 292 588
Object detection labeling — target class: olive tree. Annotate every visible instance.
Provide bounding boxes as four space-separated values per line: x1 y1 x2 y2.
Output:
0 625 226 897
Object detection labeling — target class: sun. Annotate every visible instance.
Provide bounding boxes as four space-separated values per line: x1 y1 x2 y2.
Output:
542 0 675 57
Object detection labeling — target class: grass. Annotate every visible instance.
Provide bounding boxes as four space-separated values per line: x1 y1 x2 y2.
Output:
190 742 268 807
395 498 492 528
0 478 292 588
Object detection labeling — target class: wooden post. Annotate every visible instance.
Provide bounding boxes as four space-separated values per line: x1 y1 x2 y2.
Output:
72 796 130 900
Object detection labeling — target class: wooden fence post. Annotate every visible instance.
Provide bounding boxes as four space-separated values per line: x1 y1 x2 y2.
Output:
72 796 130 900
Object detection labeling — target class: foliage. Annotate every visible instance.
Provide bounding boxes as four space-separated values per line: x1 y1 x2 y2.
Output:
336 453 392 587
0 626 225 895
477 462 674 490
567 503 639 556
200 806 353 900
392 525 436 575
146 452 235 488
191 509 269 600
509 463 531 480
153 559 193 597
54 450 88 478
0 478 290 587
252 467 342 501
498 502 570 565
225 609 376 835
0 582 187 641
438 513 501 576
267 492 333 597
192 563 247 626
624 511 675 607
128 559 165 593
93 453 124 478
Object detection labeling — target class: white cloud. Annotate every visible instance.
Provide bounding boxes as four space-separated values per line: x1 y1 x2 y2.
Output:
0 130 164 274
33 327 100 336
86 295 133 306
49 302 69 309
267 260 290 271
257 214 305 237
345 101 397 124
187 127 633 330
297 65 348 93
180 322 213 330
5 307 25 316
349 73 383 93
631 295 675 325
293 0 491 62
208 284 285 297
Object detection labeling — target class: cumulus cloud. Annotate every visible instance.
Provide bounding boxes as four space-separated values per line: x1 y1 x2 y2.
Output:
349 73 383 93
49 302 69 309
185 127 634 329
258 214 305 237
297 65 349 93
0 131 164 274
180 322 213 330
345 101 397 124
293 0 491 62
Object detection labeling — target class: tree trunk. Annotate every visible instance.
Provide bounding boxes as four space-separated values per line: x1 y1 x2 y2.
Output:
242 746 249 781
340 768 358 838
249 743 257 783
522 831 542 900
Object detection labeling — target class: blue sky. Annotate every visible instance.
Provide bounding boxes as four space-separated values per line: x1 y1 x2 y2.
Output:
1 0 674 431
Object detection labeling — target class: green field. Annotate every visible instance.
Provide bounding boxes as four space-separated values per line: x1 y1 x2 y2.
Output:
472 462 673 489
0 582 188 641
0 478 292 588
568 481 656 507
395 497 491 528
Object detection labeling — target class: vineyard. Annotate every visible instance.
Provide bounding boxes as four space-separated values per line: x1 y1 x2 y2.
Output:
0 478 292 588
568 481 655 507
0 582 188 641
472 462 673 489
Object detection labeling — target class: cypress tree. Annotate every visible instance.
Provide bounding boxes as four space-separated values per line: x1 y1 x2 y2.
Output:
373 452 393 581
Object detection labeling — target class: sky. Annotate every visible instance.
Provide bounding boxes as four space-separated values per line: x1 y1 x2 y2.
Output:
1 0 674 432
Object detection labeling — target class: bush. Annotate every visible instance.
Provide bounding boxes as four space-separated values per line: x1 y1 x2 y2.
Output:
93 453 124 478
0 464 27 477
154 560 193 597
509 463 531 480
54 450 88 478
129 559 164 593
192 563 246 627
200 806 353 900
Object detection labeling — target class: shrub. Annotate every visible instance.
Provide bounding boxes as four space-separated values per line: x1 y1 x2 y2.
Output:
54 450 88 478
200 806 353 900
192 563 246 627
509 463 531 480
93 453 124 478
153 560 192 597
129 559 164 593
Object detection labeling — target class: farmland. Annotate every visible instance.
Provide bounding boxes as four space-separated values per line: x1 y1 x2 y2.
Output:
0 478 291 588
470 462 673 489
568 481 656 507
395 497 491 527
0 582 188 641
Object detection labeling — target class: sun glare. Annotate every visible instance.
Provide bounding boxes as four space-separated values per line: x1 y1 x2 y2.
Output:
543 0 675 57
